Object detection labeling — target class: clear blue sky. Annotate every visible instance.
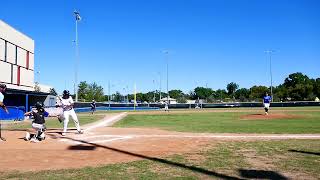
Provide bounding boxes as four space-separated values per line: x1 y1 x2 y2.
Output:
1 0 319 95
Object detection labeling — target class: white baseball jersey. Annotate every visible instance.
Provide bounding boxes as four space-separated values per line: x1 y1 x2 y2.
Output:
0 92 4 102
60 96 74 111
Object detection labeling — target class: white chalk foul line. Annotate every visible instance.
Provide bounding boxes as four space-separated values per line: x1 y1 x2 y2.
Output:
84 112 127 132
126 135 320 139
60 134 320 145
89 136 132 144
61 136 133 145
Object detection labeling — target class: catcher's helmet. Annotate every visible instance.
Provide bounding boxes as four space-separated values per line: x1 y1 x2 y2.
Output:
0 84 6 92
0 84 6 89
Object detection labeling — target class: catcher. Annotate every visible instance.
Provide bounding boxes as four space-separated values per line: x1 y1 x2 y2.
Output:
24 102 48 142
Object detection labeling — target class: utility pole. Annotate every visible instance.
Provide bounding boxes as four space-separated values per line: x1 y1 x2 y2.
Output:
265 50 275 102
73 10 81 102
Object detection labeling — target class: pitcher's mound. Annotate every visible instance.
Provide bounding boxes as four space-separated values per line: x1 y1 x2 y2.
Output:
241 113 303 120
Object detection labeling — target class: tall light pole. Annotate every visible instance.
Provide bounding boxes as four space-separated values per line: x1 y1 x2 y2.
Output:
158 72 162 101
74 10 81 102
108 81 111 109
108 81 115 109
125 85 129 103
164 51 169 105
153 79 156 102
36 71 40 84
265 50 274 102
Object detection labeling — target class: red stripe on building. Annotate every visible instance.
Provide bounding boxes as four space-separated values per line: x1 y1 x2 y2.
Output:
17 66 20 85
26 51 29 69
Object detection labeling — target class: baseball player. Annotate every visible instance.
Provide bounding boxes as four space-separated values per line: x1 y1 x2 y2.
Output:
90 100 96 114
24 102 48 142
0 84 8 114
0 84 8 141
164 101 169 111
263 92 272 115
57 90 84 136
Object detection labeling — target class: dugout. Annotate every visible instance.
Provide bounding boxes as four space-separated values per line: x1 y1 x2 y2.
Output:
3 88 51 112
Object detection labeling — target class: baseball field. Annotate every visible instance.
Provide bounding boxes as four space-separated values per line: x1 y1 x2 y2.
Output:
0 107 319 179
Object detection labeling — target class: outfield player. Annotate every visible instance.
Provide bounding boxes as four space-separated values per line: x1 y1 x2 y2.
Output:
164 101 169 111
263 92 272 115
58 90 84 136
90 100 96 114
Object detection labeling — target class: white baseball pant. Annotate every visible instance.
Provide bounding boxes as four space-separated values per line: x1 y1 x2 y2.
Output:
63 109 81 133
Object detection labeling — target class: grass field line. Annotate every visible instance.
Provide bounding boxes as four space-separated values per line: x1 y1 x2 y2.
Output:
84 112 127 132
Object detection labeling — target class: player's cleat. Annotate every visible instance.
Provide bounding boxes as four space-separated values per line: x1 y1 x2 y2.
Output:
265 112 268 115
38 132 46 141
61 132 66 136
24 132 31 141
77 130 84 134
30 137 39 143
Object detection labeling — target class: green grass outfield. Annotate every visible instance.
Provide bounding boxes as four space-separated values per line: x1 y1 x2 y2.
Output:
114 107 320 134
1 139 319 179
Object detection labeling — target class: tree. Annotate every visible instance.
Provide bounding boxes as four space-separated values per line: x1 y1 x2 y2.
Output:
78 81 89 101
249 86 269 100
77 81 105 102
226 82 239 97
145 91 156 102
283 72 314 100
273 85 288 102
194 87 214 100
169 89 187 103
235 88 250 102
34 82 41 92
87 82 104 101
113 91 122 102
215 89 228 102
314 78 320 98
169 89 184 99
187 91 196 100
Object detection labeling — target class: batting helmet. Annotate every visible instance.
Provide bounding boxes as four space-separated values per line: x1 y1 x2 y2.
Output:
63 90 70 96
35 102 44 109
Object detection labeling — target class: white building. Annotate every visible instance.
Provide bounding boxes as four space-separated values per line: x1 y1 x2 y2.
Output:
160 97 177 104
0 20 54 110
0 20 35 90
